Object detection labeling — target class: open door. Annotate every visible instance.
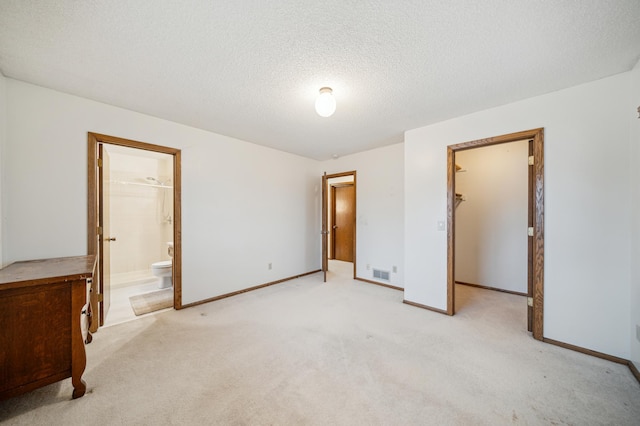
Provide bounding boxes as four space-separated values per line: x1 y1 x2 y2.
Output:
331 183 355 262
88 132 183 325
321 172 328 282
321 171 357 281
98 144 112 326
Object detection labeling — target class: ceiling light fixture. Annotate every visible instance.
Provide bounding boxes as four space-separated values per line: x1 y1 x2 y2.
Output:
315 87 336 117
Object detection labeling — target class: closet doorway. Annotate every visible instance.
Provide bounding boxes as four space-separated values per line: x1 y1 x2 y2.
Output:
87 133 182 333
447 128 544 340
322 171 357 282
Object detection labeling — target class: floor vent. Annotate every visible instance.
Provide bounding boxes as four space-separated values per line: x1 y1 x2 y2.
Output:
373 269 390 281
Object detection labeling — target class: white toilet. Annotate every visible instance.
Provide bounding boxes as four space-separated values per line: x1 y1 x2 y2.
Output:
151 260 172 289
151 242 173 289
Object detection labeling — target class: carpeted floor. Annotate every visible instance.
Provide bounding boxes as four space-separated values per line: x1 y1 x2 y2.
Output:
1 261 639 425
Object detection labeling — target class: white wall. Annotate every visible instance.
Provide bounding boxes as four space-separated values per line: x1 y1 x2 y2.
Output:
455 140 529 293
4 79 320 305
321 143 404 288
0 72 5 268
405 72 632 358
630 58 640 369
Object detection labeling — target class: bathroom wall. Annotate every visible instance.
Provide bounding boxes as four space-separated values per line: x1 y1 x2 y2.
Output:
108 147 173 286
455 140 529 293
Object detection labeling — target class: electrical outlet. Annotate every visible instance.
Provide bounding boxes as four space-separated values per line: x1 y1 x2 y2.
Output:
268 263 272 270
392 265 397 273
636 324 640 342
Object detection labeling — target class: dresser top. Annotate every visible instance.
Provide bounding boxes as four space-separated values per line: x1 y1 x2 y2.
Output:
0 255 96 289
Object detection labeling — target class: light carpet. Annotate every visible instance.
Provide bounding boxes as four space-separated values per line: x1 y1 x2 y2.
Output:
129 288 173 316
1 264 639 425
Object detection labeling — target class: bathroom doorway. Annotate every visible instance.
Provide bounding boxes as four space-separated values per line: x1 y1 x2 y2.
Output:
87 133 182 332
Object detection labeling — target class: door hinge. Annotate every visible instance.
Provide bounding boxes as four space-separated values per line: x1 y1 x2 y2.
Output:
527 297 533 307
97 226 103 235
528 227 534 237
97 293 104 302
528 155 534 166
98 158 103 167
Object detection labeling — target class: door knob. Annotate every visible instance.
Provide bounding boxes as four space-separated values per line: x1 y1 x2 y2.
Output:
332 225 338 229
106 237 116 242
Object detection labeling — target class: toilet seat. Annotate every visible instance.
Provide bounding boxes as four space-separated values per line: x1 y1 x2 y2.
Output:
152 260 172 269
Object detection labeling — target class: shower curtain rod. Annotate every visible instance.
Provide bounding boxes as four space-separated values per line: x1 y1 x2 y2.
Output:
109 179 173 189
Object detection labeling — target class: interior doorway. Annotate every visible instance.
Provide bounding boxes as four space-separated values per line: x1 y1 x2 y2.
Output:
322 171 356 282
447 128 544 340
87 133 182 333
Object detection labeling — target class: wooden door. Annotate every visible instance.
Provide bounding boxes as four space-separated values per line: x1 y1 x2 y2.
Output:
321 173 328 282
98 144 112 326
332 184 355 262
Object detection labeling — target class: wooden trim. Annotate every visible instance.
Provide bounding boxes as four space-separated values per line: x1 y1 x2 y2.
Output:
455 281 527 297
629 361 640 384
325 170 357 179
87 135 98 333
403 299 450 315
542 338 629 365
321 173 328 282
447 147 455 315
330 182 354 188
448 128 544 151
532 131 545 341
352 172 357 279
330 185 336 259
324 171 357 279
355 277 403 291
173 151 183 309
447 128 544 340
86 132 183 321
87 132 180 155
181 270 321 309
87 137 97 257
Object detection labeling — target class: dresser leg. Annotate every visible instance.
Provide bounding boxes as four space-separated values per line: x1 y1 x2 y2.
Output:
71 279 88 399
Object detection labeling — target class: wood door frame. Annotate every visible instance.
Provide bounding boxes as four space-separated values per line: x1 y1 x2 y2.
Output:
87 132 183 331
322 171 357 279
447 128 544 340
330 182 355 260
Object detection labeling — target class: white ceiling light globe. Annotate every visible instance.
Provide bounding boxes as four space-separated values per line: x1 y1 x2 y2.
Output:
315 87 336 117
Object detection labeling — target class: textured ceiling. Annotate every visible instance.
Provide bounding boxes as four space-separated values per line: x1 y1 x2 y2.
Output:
1 1 639 160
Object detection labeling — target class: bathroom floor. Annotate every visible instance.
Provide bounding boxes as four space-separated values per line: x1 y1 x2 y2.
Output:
104 278 174 327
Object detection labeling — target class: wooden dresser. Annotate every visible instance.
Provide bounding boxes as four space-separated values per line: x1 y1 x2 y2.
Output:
0 255 96 400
